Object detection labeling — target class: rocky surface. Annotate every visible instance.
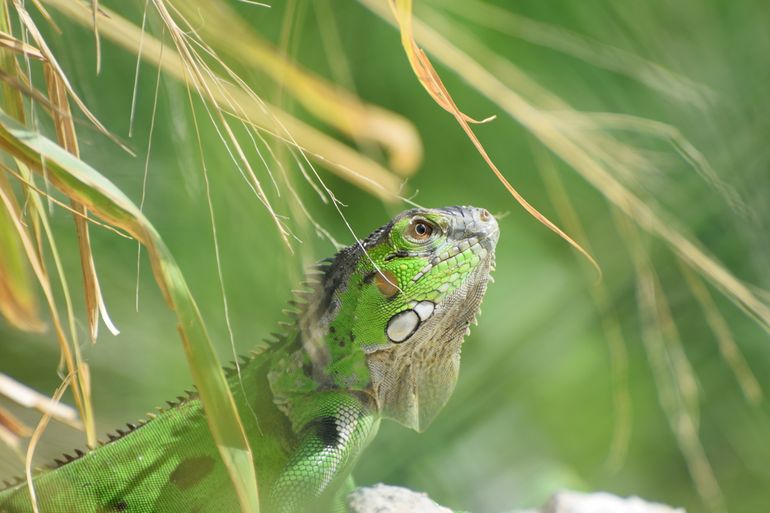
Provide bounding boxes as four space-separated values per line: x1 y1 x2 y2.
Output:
347 485 686 513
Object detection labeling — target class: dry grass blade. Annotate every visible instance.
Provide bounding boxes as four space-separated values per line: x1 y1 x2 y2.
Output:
0 164 95 446
91 0 100 73
159 1 405 379
0 1 95 447
0 110 260 513
620 216 724 513
361 0 770 334
24 373 73 513
0 405 29 456
553 112 751 220
0 69 55 111
44 63 117 340
678 260 762 404
0 8 26 124
1 162 133 239
537 147 631 472
160 0 404 238
313 0 388 176
133 22 164 312
170 0 422 176
25 0 57 30
0 373 82 430
0 407 31 439
12 0 130 154
153 0 289 256
387 0 600 275
184 81 249 425
43 0 403 203
0 31 43 60
429 0 715 109
649 268 701 429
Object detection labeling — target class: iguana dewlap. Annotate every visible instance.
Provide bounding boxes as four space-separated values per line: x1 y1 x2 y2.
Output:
0 206 498 513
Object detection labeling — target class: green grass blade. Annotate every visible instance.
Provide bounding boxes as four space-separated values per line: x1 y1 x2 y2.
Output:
0 110 260 513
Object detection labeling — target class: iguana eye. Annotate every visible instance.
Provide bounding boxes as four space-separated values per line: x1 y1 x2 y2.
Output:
406 219 434 242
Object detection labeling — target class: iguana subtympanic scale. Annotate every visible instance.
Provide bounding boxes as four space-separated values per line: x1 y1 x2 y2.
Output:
0 206 499 513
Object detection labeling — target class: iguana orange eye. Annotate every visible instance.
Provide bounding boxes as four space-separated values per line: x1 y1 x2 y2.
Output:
407 219 433 242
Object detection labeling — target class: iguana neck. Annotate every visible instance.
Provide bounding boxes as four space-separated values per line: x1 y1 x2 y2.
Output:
266 239 381 424
269 206 498 431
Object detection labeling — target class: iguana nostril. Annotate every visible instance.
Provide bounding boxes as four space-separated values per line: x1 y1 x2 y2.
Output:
479 209 490 222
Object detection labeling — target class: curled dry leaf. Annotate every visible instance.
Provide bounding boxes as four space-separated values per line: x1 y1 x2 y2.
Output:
0 31 44 60
388 0 599 275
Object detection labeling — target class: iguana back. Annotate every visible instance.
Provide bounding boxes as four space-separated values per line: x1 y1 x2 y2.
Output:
0 206 498 513
0 344 295 512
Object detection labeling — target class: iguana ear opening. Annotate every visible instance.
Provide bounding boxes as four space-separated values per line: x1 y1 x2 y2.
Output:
374 270 399 298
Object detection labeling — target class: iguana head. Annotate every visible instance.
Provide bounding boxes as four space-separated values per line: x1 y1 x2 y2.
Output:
317 206 498 431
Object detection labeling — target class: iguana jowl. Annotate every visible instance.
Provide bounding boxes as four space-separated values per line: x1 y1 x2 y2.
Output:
0 206 499 513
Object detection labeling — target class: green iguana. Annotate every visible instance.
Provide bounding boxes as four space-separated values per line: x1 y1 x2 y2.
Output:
0 206 499 513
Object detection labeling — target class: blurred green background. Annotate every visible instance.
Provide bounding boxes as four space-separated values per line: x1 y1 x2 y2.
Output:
1 1 769 512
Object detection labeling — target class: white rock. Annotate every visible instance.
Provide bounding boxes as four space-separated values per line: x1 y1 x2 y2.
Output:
347 484 453 513
539 491 686 513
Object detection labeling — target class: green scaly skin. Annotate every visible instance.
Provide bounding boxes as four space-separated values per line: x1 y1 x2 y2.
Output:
0 206 498 513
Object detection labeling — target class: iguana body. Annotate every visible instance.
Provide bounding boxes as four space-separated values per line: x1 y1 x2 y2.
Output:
0 206 498 513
